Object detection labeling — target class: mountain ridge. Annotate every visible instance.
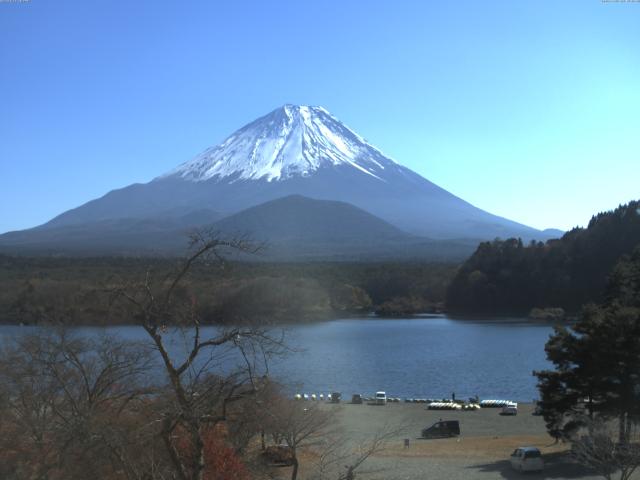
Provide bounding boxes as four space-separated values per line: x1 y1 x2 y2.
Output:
0 104 561 256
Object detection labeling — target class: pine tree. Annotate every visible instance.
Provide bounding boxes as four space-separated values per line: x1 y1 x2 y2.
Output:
535 247 640 444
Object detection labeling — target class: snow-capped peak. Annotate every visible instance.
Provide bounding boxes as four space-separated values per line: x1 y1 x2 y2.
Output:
161 105 398 183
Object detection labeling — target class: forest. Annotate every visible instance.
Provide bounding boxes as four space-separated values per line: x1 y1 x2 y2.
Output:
446 200 640 315
3 200 639 325
0 254 456 325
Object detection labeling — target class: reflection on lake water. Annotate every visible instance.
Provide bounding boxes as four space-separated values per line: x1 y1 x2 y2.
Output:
0 315 554 402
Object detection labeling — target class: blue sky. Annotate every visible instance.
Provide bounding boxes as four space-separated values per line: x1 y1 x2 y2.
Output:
1 0 639 233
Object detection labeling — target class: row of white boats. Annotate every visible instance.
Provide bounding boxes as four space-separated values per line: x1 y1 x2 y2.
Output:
293 393 518 410
293 393 402 402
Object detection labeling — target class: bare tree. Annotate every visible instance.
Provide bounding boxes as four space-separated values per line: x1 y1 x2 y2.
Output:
263 397 335 480
110 231 285 480
257 381 407 480
571 418 640 480
311 422 407 480
0 330 156 480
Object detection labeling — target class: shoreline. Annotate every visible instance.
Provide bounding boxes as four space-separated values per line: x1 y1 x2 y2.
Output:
0 311 571 327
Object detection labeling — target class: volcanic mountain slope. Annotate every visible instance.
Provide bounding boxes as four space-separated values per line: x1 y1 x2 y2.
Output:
0 195 477 260
0 104 557 257
210 195 478 261
214 195 407 242
0 209 221 255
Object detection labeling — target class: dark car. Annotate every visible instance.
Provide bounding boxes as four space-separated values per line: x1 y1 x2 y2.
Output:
421 420 460 438
351 393 363 404
330 392 342 403
263 445 294 465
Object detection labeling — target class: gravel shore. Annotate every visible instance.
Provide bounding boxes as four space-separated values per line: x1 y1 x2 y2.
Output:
293 402 610 480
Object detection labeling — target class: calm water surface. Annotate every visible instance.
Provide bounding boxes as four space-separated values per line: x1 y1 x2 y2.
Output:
0 315 555 402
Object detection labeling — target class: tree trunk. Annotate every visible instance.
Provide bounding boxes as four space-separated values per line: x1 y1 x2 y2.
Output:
162 421 188 480
619 412 627 445
290 457 299 480
191 425 205 480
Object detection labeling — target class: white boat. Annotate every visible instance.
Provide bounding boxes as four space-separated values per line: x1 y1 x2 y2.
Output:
479 399 515 408
427 402 462 410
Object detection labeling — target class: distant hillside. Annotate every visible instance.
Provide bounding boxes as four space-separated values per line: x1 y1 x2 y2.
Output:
0 195 478 261
446 200 640 314
214 194 406 242
212 195 477 261
0 209 221 256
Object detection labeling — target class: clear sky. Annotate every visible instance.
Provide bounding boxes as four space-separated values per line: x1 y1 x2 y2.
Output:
1 0 639 234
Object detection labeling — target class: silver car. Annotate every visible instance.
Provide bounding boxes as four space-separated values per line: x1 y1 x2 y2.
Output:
510 446 544 472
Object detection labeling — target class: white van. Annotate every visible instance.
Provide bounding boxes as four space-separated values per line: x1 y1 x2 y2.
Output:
375 391 387 405
510 446 544 472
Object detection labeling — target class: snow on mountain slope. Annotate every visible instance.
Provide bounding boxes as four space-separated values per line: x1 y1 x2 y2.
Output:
1 103 560 252
162 105 397 182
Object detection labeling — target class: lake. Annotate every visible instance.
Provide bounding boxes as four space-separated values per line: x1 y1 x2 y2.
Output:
0 315 555 402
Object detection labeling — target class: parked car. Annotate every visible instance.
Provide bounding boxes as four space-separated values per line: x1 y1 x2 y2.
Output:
351 393 363 404
375 391 387 405
501 403 518 415
263 445 294 465
330 392 341 403
421 420 460 438
509 446 544 472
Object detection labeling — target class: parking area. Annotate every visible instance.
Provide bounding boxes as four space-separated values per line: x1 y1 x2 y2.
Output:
316 402 606 480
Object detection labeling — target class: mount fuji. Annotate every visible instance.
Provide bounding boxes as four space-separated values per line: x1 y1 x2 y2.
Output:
0 105 556 258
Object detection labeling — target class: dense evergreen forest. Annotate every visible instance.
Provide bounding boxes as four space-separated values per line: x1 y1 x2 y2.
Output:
0 255 456 325
4 200 638 324
446 200 640 315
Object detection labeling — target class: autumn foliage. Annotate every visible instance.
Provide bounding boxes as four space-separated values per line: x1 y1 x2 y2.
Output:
173 425 250 480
